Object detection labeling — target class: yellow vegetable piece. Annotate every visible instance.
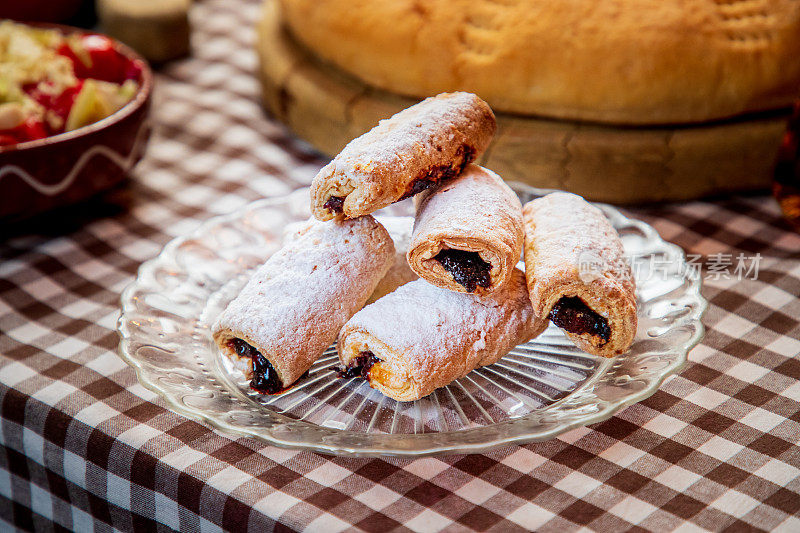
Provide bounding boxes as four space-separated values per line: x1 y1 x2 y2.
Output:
66 80 112 131
65 78 139 131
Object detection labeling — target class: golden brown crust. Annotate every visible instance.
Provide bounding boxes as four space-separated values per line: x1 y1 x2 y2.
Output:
279 0 800 125
338 270 546 402
407 165 523 295
522 193 637 357
310 92 496 221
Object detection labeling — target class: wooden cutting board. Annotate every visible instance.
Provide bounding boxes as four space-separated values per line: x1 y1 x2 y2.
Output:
255 0 788 204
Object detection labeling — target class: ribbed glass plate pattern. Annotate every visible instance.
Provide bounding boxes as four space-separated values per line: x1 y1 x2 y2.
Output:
118 184 706 456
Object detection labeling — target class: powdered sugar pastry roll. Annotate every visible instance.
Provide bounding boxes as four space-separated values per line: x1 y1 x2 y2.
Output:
310 92 496 221
523 192 637 357
407 164 523 294
337 269 546 402
213 216 394 393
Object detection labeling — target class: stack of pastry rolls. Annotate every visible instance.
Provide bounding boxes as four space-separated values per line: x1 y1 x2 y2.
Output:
213 91 637 402
213 92 505 396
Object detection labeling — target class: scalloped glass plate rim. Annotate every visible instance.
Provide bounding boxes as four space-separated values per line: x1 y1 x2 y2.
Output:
117 182 707 457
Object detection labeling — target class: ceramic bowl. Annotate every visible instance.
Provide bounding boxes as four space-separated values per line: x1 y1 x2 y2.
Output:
0 24 153 220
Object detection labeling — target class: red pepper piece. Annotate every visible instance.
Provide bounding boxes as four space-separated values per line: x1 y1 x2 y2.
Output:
0 134 20 146
62 34 132 84
124 58 144 82
50 82 84 125
56 41 86 75
26 81 84 127
16 118 49 142
0 118 49 145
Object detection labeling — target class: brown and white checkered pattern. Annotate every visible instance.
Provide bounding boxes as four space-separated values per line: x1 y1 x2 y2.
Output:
2 0 800 530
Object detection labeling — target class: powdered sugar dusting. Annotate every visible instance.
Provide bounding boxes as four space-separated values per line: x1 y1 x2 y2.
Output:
472 330 487 352
369 216 418 302
214 215 394 385
414 166 520 238
311 92 496 219
334 92 488 174
341 269 545 396
284 215 418 304
409 164 523 292
524 192 634 303
523 192 637 356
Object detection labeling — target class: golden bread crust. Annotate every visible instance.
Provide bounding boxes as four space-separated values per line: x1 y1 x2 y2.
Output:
279 0 800 124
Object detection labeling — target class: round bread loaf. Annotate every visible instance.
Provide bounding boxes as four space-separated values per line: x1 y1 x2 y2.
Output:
278 0 800 125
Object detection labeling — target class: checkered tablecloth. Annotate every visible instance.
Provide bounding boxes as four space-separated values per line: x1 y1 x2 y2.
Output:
2 1 800 531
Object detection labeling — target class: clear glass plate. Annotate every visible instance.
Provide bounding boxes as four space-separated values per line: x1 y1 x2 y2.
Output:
118 183 707 457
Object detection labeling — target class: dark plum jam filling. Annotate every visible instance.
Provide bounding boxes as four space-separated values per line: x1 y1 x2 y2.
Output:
549 297 611 344
400 176 439 199
323 195 345 213
399 144 476 200
435 249 491 292
227 338 284 394
338 351 381 380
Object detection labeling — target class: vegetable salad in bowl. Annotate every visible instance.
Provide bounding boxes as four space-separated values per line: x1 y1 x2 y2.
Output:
0 20 143 146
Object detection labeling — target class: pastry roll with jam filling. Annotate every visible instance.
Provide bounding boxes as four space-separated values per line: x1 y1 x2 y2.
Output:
407 164 523 294
522 192 637 357
337 270 547 402
213 216 394 394
310 92 496 221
